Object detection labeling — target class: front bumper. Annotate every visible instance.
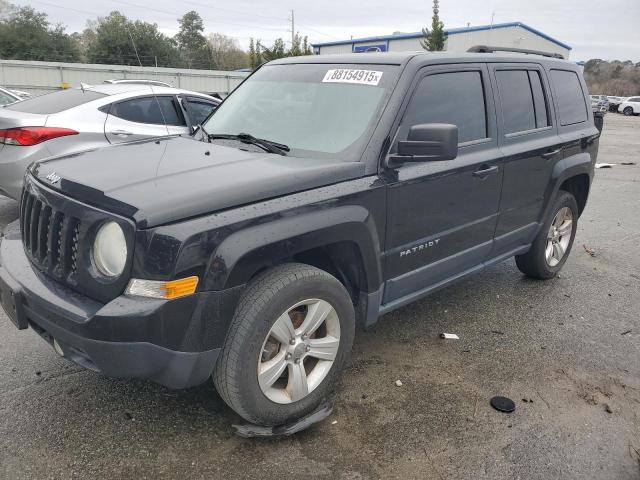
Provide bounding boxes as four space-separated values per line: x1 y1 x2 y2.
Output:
0 221 244 389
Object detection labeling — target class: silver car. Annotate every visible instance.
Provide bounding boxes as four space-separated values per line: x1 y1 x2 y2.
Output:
0 84 220 199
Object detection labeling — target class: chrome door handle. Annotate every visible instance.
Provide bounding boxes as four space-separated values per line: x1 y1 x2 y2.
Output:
110 130 133 137
472 165 498 178
541 148 562 159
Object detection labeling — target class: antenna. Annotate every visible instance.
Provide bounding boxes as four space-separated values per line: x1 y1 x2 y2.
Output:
126 27 143 67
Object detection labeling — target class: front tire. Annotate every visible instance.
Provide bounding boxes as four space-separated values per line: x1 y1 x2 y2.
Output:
516 190 578 279
623 107 634 116
214 263 355 426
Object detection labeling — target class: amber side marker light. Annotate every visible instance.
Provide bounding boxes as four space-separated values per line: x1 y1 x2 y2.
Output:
125 276 199 300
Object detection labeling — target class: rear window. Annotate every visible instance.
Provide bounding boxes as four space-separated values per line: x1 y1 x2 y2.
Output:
496 70 536 134
550 70 588 126
4 89 106 114
495 69 550 134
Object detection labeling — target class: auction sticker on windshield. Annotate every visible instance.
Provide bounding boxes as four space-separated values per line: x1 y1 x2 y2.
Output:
322 69 383 86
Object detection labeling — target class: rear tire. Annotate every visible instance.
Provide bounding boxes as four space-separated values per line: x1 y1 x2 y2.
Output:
213 263 355 426
516 191 578 280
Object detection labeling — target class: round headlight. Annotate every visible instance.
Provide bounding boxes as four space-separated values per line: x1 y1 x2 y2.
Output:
93 221 127 278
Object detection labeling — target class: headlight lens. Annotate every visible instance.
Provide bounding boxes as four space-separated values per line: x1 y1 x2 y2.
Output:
93 221 127 277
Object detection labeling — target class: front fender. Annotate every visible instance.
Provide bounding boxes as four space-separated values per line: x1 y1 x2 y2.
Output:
205 205 383 291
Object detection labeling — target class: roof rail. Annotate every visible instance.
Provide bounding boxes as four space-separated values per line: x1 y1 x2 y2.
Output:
467 45 565 60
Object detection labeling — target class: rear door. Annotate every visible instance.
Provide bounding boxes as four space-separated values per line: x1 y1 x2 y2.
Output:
382 64 502 304
490 64 561 255
104 95 188 144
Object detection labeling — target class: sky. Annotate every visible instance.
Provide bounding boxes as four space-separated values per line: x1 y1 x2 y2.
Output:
13 0 640 62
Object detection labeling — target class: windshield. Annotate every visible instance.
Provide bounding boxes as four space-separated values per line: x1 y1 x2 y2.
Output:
203 63 399 160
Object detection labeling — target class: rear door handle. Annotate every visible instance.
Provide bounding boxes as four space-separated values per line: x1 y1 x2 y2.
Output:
472 165 499 178
541 148 562 159
110 130 133 137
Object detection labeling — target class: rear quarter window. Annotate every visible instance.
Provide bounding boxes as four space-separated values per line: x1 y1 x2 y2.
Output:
550 69 588 126
4 89 106 114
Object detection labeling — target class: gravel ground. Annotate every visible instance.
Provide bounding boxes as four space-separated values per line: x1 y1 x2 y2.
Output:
1 113 639 480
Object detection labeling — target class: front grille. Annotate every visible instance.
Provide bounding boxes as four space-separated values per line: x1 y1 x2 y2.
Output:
19 175 135 304
20 188 80 280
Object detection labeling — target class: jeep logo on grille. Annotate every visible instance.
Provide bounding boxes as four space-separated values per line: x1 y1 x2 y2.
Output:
46 172 61 184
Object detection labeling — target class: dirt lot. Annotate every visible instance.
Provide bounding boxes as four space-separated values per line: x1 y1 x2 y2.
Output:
1 113 639 480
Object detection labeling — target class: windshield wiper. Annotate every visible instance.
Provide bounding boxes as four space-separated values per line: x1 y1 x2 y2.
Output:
207 133 289 156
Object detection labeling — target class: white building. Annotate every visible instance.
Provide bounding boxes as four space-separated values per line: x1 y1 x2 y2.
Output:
313 22 571 59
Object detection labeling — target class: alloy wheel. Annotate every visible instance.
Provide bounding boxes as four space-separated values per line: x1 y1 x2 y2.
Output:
258 298 341 404
545 206 573 267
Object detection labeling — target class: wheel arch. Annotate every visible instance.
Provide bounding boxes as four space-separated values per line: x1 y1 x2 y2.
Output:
204 205 384 298
559 173 590 216
544 152 594 220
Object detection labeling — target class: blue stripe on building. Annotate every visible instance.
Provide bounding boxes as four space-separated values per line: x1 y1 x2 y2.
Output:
313 22 572 51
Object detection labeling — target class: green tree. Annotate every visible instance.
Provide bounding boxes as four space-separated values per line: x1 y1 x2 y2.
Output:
0 5 81 61
175 11 208 68
421 0 445 51
85 11 179 67
259 38 287 62
248 38 259 69
257 34 313 66
289 32 313 57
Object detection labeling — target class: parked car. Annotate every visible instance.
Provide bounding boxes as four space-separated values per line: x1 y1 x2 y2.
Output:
618 96 640 116
590 94 609 113
606 96 624 112
0 50 599 427
0 87 22 107
0 84 220 199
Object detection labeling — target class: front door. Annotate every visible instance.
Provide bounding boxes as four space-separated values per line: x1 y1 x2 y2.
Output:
382 64 503 305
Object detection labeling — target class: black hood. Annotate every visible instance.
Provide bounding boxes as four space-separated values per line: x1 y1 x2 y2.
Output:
32 136 365 228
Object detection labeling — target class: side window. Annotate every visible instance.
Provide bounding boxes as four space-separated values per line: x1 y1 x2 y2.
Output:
156 97 186 126
629 97 640 103
109 96 186 126
399 71 487 144
495 70 536 134
184 98 217 125
550 69 588 126
0 91 15 106
528 71 550 128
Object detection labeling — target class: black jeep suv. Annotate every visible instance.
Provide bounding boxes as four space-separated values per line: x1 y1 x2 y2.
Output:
0 50 599 426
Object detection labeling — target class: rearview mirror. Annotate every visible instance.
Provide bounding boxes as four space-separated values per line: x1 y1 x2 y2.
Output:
391 123 458 164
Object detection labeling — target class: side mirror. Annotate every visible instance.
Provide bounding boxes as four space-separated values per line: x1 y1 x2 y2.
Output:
392 123 458 164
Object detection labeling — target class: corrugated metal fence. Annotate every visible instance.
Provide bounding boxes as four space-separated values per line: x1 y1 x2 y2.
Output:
0 59 249 96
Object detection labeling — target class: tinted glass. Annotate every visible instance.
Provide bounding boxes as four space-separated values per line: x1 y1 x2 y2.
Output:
550 70 588 126
0 91 16 106
185 98 217 125
110 96 185 126
399 71 487 144
4 89 105 114
628 97 640 102
496 70 536 134
528 71 549 128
